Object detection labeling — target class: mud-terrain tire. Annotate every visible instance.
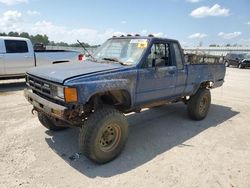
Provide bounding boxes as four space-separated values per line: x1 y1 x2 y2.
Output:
187 88 211 120
79 106 128 164
38 112 68 131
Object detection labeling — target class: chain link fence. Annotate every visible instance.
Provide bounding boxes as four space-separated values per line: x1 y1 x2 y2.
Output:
184 47 250 56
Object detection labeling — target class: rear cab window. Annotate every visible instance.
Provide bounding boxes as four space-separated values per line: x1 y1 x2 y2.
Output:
4 40 28 53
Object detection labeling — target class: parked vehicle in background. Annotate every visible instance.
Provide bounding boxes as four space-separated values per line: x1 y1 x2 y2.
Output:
33 43 46 51
239 53 250 68
224 53 246 68
24 35 226 164
0 36 84 79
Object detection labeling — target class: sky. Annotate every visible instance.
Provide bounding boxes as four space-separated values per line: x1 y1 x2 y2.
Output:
0 0 250 47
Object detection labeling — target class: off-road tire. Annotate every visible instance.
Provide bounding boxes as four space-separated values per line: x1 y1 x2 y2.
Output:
79 105 128 164
38 112 68 131
238 63 244 69
187 88 211 120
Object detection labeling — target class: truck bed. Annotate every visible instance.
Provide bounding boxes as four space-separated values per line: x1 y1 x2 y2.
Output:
184 63 226 95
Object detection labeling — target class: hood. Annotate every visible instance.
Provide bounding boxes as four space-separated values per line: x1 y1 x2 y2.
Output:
27 61 123 84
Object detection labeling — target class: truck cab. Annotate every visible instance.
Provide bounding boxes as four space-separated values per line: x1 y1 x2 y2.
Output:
135 38 186 104
0 36 84 79
0 37 34 76
24 35 226 164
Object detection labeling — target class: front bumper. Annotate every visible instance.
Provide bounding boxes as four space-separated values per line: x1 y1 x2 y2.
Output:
24 89 68 120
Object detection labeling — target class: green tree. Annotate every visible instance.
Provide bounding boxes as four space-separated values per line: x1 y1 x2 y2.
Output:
49 41 56 46
55 42 69 46
8 32 19 37
0 32 7 36
0 31 99 48
19 32 30 39
30 34 49 45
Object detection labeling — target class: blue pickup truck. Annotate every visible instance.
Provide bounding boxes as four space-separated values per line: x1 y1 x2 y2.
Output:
24 35 226 163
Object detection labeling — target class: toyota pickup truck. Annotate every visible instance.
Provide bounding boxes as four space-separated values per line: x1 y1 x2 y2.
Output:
0 36 84 79
24 35 226 164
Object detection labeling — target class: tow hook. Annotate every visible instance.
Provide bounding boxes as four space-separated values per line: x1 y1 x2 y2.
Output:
31 108 37 115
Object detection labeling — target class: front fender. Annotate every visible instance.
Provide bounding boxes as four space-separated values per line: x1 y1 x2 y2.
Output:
77 79 134 105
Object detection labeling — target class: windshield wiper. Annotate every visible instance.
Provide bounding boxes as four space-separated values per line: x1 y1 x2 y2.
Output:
77 40 97 62
102 57 130 66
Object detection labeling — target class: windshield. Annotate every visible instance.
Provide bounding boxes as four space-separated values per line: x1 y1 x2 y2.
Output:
92 38 148 65
238 54 246 59
243 53 250 59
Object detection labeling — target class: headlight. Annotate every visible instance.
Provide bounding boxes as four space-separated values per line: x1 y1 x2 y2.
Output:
53 86 78 103
56 86 65 99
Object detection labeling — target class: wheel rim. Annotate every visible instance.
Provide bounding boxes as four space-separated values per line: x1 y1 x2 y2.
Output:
99 123 121 152
225 62 228 67
199 95 208 114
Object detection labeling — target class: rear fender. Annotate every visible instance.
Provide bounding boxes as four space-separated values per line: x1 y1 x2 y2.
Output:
192 80 214 95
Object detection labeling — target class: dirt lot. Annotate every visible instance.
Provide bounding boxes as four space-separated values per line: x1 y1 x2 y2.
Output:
0 68 250 188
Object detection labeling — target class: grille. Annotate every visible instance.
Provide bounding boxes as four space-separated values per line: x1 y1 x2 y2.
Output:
26 75 54 98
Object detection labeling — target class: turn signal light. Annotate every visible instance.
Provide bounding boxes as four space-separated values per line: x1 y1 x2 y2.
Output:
64 87 78 103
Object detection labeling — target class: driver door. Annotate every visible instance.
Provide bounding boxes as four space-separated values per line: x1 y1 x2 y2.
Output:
135 42 177 105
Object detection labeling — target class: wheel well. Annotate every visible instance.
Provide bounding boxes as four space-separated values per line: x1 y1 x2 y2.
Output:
88 90 131 111
200 81 214 89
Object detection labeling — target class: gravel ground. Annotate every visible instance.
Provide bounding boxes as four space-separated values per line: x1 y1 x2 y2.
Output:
0 68 250 188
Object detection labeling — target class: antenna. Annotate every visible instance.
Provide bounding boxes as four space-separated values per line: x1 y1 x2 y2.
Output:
77 40 97 62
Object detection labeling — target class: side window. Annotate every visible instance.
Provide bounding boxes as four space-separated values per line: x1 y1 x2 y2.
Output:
145 43 170 68
173 43 184 69
4 40 28 53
